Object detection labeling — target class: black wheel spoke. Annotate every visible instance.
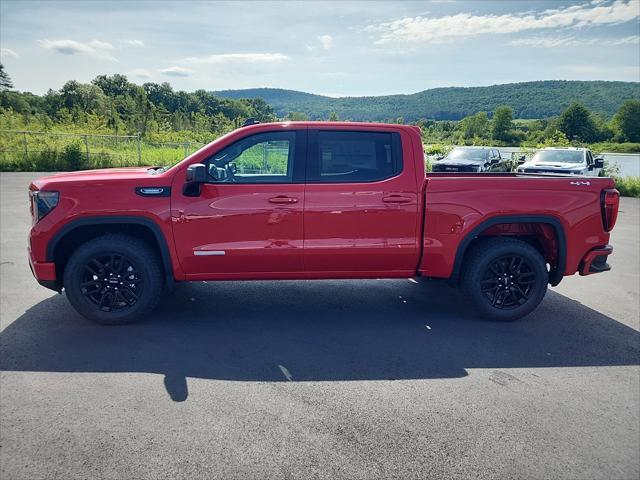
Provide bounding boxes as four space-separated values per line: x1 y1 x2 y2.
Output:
489 261 502 276
512 285 529 302
80 253 143 312
481 253 537 311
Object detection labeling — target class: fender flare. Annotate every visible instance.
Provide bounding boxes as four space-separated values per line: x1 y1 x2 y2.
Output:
46 215 174 284
449 215 567 287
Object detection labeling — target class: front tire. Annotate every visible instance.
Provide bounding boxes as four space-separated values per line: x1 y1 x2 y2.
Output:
461 238 548 321
63 234 163 325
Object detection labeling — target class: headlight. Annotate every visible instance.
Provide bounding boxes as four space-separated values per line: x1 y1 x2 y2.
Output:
29 190 59 223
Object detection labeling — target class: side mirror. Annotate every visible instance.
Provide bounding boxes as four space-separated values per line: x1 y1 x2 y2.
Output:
594 158 604 169
436 155 444 161
184 163 206 196
518 155 526 164
186 163 206 183
211 166 227 182
491 157 499 164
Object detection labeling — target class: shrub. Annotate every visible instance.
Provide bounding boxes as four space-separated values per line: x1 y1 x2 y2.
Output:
614 177 640 198
61 142 85 170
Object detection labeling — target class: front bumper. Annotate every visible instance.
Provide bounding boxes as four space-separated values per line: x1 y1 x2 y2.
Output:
28 253 60 292
579 245 613 276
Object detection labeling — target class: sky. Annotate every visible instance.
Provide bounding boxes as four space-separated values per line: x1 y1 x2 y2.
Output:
1 0 639 97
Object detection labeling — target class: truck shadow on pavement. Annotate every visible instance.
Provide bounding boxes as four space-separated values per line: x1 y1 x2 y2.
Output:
1 279 638 402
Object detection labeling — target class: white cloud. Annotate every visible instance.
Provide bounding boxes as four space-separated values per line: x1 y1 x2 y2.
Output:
183 53 289 64
38 39 119 61
129 68 153 79
318 34 334 50
510 34 640 48
159 66 193 77
89 40 115 50
39 39 93 55
0 48 19 59
366 0 639 44
124 39 145 48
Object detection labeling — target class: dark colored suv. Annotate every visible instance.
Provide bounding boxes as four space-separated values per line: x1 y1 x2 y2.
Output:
432 146 502 173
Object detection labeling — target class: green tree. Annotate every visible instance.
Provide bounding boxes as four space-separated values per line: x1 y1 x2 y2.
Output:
286 111 309 121
92 74 134 97
328 111 339 121
491 106 514 142
457 111 490 140
613 99 640 142
0 64 13 91
557 102 597 142
60 81 108 114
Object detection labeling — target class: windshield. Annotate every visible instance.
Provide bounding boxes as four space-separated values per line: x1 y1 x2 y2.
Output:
444 148 488 162
531 150 584 164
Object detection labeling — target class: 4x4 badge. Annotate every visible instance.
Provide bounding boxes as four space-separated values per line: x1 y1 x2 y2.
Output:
570 181 591 186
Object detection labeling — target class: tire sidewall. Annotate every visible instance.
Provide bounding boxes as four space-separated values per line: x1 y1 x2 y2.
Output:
464 240 548 321
63 237 162 325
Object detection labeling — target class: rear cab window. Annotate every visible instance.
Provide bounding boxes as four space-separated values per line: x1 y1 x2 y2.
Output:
307 130 403 183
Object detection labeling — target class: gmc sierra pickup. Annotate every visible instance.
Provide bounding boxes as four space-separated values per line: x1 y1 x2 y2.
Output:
28 121 619 324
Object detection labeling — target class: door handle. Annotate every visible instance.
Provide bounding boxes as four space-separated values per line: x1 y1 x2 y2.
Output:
268 196 298 204
382 195 412 204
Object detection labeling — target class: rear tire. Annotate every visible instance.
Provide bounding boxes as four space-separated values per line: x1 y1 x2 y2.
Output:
461 237 548 321
63 234 163 325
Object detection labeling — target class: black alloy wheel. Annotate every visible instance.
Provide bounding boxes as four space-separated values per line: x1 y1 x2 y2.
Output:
480 254 537 310
64 234 163 325
461 237 548 321
81 253 144 312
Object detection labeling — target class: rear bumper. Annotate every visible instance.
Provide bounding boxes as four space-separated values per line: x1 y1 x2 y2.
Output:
579 245 613 276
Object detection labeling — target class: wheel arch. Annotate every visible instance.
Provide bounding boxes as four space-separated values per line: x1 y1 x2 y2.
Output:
450 215 567 287
47 216 174 288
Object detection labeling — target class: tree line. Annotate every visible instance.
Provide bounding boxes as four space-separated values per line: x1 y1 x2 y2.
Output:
418 101 640 148
215 81 640 121
0 67 276 143
0 65 638 150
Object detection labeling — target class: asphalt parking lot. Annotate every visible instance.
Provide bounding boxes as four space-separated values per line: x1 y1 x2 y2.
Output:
1 172 639 480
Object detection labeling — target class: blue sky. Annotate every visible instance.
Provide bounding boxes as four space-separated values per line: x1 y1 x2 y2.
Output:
1 0 639 96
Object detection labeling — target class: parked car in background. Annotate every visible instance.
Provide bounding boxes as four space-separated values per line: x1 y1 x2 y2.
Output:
518 147 604 176
432 146 503 173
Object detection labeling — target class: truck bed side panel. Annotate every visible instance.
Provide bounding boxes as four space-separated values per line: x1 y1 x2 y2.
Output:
419 176 615 279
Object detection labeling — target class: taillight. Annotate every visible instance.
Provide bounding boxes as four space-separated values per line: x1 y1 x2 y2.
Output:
600 188 619 232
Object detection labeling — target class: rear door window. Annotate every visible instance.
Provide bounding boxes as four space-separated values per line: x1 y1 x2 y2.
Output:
307 130 403 183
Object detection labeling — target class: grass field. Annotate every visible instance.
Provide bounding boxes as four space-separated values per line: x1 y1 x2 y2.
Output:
0 131 205 171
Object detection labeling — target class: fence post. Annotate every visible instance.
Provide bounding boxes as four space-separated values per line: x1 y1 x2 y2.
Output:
184 142 189 158
137 135 142 165
83 135 90 164
22 132 28 160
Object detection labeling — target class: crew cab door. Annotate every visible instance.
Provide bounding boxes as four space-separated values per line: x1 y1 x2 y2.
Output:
171 129 306 278
303 128 420 275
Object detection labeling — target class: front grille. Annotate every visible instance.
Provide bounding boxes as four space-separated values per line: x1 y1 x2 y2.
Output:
432 164 478 172
521 168 572 174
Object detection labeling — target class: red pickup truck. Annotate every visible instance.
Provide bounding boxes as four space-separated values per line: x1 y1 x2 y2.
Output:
28 121 619 324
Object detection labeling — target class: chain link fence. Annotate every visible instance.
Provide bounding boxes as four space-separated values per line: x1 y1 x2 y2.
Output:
0 130 206 171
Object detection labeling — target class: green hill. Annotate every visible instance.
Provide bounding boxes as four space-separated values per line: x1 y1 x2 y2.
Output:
214 81 640 121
